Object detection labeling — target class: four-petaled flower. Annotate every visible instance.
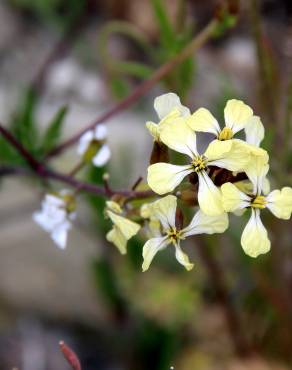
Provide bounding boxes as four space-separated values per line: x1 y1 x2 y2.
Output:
142 195 228 271
221 159 292 257
105 201 141 254
188 99 264 147
77 124 111 167
33 191 76 249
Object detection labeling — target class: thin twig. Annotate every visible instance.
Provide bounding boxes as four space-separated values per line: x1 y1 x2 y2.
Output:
0 125 153 200
46 19 218 158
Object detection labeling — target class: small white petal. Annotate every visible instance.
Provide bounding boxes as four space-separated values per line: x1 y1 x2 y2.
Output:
94 124 108 140
266 187 292 220
77 131 94 155
142 236 170 271
245 158 269 195
174 243 194 271
147 163 193 195
187 107 220 136
154 92 190 120
244 115 264 147
241 209 270 257
205 139 251 172
224 99 253 134
51 222 70 249
183 209 228 237
92 144 111 167
160 118 198 158
221 182 251 212
150 195 177 230
197 171 224 216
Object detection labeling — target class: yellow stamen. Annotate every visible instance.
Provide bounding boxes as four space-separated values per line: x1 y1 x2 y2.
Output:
251 195 266 209
191 155 207 172
218 127 234 141
166 227 185 243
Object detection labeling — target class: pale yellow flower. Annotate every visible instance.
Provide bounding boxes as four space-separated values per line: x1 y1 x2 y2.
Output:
146 92 190 142
105 201 141 254
221 161 292 258
147 119 252 216
142 195 229 271
188 99 264 145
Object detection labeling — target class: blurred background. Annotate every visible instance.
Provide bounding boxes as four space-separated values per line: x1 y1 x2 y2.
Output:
0 0 292 369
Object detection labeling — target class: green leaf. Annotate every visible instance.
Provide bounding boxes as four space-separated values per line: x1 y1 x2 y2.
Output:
110 77 130 99
11 88 38 153
41 105 68 154
151 0 177 52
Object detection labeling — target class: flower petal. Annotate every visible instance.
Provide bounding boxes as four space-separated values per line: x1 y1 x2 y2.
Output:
94 124 108 140
142 236 170 271
77 131 94 155
174 242 194 271
266 187 292 220
160 118 198 158
244 115 264 147
205 139 251 172
224 99 253 134
183 209 228 237
197 171 224 216
92 144 111 167
221 182 251 212
106 227 127 254
187 107 220 136
107 211 141 240
146 121 160 141
151 195 177 229
154 92 190 120
241 209 271 257
147 163 193 195
245 156 269 195
51 222 70 249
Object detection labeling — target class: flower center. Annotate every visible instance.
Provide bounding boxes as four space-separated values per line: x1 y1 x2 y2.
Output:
166 227 184 243
191 155 207 172
251 195 266 209
218 127 234 141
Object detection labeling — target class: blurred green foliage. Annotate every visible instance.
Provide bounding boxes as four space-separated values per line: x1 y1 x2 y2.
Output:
0 89 68 165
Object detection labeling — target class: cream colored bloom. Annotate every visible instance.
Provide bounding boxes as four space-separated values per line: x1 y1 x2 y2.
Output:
188 99 264 145
142 195 228 271
147 118 252 216
105 201 141 254
221 162 292 257
146 92 190 141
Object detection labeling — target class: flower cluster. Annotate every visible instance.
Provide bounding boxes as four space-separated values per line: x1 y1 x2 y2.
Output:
32 92 292 272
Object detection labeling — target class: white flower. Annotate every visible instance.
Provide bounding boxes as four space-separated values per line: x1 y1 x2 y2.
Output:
77 124 111 166
188 99 264 146
146 93 190 142
142 195 229 271
221 160 292 257
33 192 76 249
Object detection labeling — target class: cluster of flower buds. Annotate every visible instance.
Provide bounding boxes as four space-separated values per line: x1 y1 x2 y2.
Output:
33 93 292 272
